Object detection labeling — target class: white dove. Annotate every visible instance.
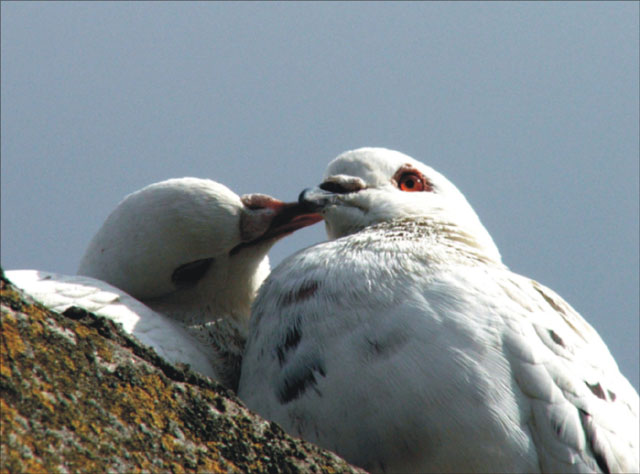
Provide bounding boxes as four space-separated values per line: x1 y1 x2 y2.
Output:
238 148 639 473
7 177 320 388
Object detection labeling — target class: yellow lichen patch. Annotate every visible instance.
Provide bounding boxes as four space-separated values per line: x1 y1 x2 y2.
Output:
147 405 168 430
0 399 19 432
170 461 189 474
63 454 102 473
89 422 102 436
0 454 48 474
1 317 26 358
161 434 176 453
197 458 232 474
22 308 47 337
113 383 168 429
34 378 53 392
106 401 124 423
128 382 158 406
0 398 10 414
34 390 56 413
74 324 92 339
95 341 114 364
69 415 88 435
139 375 177 426
60 354 76 371
0 361 12 378
0 308 17 322
129 451 153 471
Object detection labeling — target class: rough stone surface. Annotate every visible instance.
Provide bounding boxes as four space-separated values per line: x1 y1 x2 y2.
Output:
0 270 365 474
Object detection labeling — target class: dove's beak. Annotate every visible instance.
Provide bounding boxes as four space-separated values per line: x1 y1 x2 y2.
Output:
298 187 336 213
299 175 367 212
238 194 323 247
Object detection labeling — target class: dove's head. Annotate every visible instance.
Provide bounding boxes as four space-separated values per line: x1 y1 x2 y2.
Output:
300 147 501 263
78 177 321 321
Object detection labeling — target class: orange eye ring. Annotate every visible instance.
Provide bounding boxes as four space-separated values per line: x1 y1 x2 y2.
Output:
398 172 426 192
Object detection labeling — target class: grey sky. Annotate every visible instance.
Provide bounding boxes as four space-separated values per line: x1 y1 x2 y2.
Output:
2 2 638 390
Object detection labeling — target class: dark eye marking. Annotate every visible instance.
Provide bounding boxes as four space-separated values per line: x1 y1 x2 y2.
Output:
171 258 214 288
391 164 432 192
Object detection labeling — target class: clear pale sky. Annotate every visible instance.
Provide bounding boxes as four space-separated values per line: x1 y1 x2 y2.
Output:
2 2 638 390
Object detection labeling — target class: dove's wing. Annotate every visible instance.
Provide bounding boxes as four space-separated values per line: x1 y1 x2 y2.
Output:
6 270 218 379
499 273 639 474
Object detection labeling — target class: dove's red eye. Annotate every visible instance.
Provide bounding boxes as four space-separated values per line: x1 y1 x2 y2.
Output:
398 172 426 192
392 164 432 192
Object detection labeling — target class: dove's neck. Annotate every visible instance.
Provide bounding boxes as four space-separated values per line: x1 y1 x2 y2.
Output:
144 254 270 327
432 219 503 267
345 217 504 268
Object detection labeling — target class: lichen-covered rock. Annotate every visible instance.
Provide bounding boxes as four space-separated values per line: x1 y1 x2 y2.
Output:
0 271 365 474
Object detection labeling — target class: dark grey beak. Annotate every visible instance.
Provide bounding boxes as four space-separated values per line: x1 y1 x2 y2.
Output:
298 187 335 212
298 176 366 212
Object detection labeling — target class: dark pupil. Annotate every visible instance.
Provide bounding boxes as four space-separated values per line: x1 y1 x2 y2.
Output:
404 178 415 188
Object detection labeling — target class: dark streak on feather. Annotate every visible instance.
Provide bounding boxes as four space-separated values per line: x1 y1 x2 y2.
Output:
280 281 319 307
579 408 611 474
276 324 302 367
586 381 607 401
548 329 566 348
534 286 566 316
607 390 617 402
278 360 326 404
365 331 409 360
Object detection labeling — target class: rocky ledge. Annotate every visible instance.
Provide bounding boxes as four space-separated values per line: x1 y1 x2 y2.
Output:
0 271 364 473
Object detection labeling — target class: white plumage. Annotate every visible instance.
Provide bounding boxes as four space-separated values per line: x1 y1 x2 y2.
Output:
238 148 639 473
6 269 221 379
7 177 320 388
